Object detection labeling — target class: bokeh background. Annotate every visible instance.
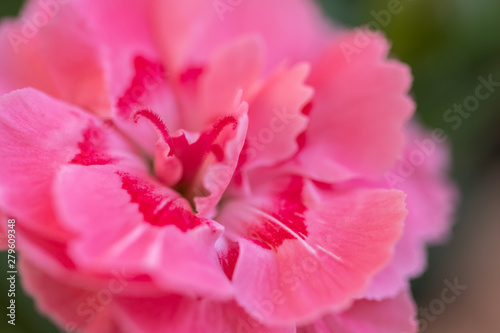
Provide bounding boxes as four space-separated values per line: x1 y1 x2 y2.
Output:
1 0 499 332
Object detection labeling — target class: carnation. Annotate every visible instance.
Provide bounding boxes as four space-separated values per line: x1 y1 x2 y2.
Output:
0 0 456 332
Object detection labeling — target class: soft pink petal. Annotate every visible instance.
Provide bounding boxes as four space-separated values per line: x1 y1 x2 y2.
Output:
364 124 457 299
22 252 290 333
293 32 414 182
363 237 424 299
114 56 180 156
1 0 161 117
244 63 312 168
394 125 457 242
35 2 111 116
23 254 287 333
114 295 295 333
154 140 184 187
0 19 57 97
0 2 112 116
20 258 121 333
194 111 249 217
218 177 407 324
298 290 417 333
18 227 175 299
0 88 143 240
54 164 233 298
152 0 332 74
73 0 159 98
192 36 264 132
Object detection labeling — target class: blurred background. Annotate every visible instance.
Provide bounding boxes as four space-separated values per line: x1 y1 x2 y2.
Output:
1 0 499 332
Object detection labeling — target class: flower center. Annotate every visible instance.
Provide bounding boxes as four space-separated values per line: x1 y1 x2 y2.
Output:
132 108 237 208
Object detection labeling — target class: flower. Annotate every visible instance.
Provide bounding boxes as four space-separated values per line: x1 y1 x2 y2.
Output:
0 0 456 332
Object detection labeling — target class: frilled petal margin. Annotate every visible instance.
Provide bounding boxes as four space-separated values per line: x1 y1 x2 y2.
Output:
217 176 407 324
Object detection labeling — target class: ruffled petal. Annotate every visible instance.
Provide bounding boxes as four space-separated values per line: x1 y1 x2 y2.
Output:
298 290 417 333
0 2 111 116
20 258 121 333
192 35 264 132
194 111 249 217
1 0 160 117
243 63 312 169
114 57 179 155
151 0 332 73
0 88 144 240
54 164 233 298
22 255 291 333
292 32 414 182
0 18 57 97
114 295 295 333
72 0 159 98
218 177 407 324
364 124 458 299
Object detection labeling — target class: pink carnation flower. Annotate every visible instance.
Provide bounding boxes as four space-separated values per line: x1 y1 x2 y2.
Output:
0 0 456 332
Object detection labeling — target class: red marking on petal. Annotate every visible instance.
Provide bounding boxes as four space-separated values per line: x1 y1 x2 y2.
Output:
118 172 201 231
179 66 204 85
218 241 240 280
296 131 307 151
297 102 313 151
71 124 114 166
247 177 308 250
211 145 225 162
117 56 166 118
301 101 313 116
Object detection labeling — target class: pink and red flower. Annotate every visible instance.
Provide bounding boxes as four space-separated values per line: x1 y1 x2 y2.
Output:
0 0 456 332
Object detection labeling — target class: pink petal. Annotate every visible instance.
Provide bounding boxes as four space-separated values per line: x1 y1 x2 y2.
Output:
54 164 233 298
1 0 161 117
0 88 143 240
20 258 121 333
19 228 173 299
114 295 295 333
22 254 291 333
0 1 112 116
154 140 184 187
363 237 424 300
194 111 249 217
293 32 414 182
244 63 312 168
193 36 264 132
364 124 458 299
114 57 179 155
394 125 457 243
34 3 111 116
217 177 407 324
73 0 159 99
0 19 57 97
298 290 417 333
152 0 332 73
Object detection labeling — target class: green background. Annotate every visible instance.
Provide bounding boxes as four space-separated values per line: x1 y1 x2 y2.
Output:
1 0 500 332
